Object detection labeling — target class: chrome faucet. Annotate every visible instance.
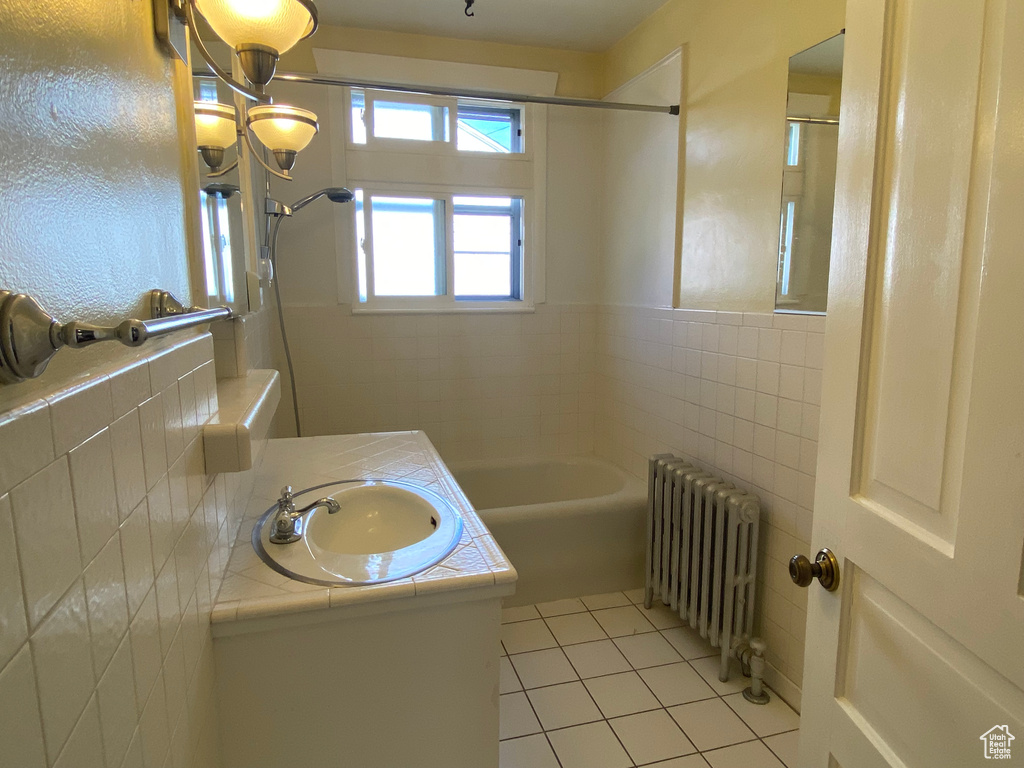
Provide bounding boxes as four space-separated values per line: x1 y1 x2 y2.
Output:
269 486 341 544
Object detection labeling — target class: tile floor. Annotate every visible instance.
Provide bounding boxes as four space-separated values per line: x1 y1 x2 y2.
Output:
499 589 800 768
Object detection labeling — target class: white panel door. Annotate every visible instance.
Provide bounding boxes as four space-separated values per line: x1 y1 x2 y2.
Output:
798 0 1024 765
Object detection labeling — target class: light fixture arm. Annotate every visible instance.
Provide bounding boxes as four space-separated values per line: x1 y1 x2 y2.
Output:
206 157 239 178
242 127 292 181
181 0 271 104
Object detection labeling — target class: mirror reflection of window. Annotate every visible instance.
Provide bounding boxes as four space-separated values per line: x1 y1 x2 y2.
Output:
776 33 843 314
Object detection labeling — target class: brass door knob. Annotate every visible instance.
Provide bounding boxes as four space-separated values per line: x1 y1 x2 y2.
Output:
789 548 840 591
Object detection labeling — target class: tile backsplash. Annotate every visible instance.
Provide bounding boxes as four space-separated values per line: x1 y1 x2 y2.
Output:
0 332 260 768
594 306 824 698
271 304 599 463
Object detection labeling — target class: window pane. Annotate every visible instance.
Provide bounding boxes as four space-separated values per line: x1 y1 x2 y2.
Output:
351 90 367 144
373 101 449 142
354 190 367 301
786 122 801 166
456 105 521 153
453 196 519 298
370 196 444 296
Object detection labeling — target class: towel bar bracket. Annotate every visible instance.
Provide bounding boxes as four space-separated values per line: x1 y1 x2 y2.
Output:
0 289 231 385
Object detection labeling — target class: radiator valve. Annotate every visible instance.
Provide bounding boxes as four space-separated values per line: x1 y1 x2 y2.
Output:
743 638 771 705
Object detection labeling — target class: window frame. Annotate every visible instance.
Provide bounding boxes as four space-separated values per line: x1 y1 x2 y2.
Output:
336 84 546 314
353 183 533 314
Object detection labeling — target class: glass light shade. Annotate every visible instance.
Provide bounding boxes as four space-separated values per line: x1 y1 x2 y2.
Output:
193 102 237 149
247 105 319 152
193 0 317 55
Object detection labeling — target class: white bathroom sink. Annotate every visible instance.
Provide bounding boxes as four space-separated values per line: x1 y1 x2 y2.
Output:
252 480 463 586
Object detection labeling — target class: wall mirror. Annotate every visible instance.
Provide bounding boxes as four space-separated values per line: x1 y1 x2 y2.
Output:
191 40 265 316
775 32 844 314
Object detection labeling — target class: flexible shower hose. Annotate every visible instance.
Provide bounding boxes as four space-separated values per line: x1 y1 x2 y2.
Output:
269 214 303 437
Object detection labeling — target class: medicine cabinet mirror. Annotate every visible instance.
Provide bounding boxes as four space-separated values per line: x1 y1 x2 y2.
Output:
775 32 844 314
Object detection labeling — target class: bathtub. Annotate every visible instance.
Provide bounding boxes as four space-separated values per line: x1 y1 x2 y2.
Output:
451 456 647 606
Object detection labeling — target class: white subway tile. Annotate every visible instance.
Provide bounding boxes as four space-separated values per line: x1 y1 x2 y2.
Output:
138 394 167 492
757 329 782 362
49 379 115 463
109 360 151 420
138 673 170 768
68 427 118 565
111 411 146 522
0 400 54 497
11 458 81 628
83 533 129 680
129 588 161 708
0 495 27 670
52 695 105 768
778 365 805 401
755 361 780 395
780 331 807 366
0 646 47 768
31 579 94 759
120 499 154 618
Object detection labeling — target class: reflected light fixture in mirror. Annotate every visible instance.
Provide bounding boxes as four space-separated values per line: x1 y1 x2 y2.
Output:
775 32 844 315
193 0 318 86
246 105 319 172
194 101 237 172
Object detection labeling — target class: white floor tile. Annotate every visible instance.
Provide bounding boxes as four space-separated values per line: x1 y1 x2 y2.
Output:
580 592 631 610
502 605 541 624
592 605 658 637
623 588 646 604
660 626 717 660
668 698 757 752
535 598 587 617
702 740 786 768
723 691 800 737
637 601 687 629
583 671 661 718
639 756 710 768
562 639 632 679
500 656 522 694
544 612 607 646
499 734 560 768
502 619 558 655
526 681 603 731
609 709 697 765
639 662 718 707
547 722 632 768
500 692 542 740
688 655 748 695
614 632 684 669
510 649 578 690
763 729 800 767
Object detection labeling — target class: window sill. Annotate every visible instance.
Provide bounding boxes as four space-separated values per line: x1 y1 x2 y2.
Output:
350 302 535 315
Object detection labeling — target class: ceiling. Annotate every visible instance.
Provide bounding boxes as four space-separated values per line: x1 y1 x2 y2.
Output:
312 0 671 52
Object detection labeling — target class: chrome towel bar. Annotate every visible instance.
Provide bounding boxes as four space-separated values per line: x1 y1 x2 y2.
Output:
0 289 232 384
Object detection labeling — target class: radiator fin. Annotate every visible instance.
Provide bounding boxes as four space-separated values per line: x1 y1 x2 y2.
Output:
645 454 761 681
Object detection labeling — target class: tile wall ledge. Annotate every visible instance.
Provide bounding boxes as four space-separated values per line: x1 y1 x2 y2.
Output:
203 369 280 474
211 431 516 636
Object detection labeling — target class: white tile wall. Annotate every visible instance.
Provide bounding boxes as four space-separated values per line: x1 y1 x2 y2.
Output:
0 332 261 768
271 304 599 462
594 306 825 692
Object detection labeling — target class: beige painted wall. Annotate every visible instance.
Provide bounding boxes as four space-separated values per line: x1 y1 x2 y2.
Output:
605 0 846 311
598 53 682 308
0 0 198 409
281 24 605 99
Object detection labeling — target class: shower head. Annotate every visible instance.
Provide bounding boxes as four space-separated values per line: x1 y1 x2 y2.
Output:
290 187 354 212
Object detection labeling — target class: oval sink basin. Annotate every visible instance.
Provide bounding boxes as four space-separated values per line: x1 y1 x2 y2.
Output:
252 480 463 586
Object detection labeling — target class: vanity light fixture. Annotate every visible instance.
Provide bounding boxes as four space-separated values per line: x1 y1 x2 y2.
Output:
194 0 318 87
155 0 317 102
246 104 319 173
193 101 238 173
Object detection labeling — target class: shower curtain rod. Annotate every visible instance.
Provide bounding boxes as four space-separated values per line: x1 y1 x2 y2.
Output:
193 70 680 115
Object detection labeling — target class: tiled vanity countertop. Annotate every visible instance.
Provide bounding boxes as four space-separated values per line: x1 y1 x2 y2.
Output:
211 431 516 630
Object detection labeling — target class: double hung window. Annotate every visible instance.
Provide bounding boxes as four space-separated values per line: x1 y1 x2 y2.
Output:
343 88 542 311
